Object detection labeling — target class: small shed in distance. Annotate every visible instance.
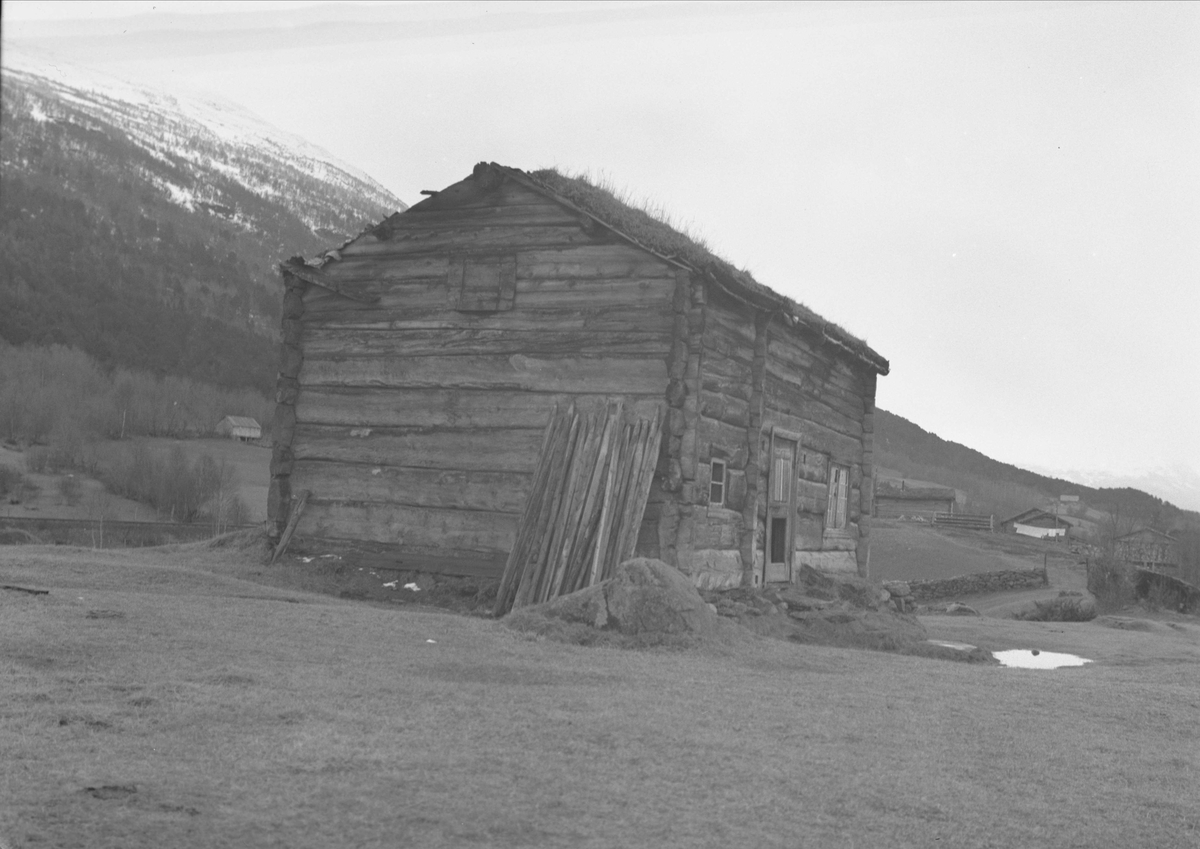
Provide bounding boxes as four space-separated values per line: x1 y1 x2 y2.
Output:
216 416 262 442
873 480 957 520
1001 508 1072 540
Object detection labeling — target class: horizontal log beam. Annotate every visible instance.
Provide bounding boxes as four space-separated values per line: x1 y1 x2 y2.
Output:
339 225 601 257
297 388 662 429
303 276 675 315
763 375 865 436
298 501 518 554
298 354 669 395
385 203 580 230
292 425 545 472
302 306 674 334
291 460 530 513
301 327 669 359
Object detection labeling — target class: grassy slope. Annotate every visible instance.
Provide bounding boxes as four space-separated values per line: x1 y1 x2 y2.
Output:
869 521 1084 582
0 444 150 522
0 439 269 524
2 543 1198 849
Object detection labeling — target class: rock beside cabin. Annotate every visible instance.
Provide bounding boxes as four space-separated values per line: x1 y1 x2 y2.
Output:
503 558 725 644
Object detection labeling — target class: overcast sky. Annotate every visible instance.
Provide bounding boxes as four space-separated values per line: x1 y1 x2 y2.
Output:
4 1 1198 492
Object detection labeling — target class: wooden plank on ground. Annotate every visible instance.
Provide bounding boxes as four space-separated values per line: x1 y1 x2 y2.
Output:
271 490 310 564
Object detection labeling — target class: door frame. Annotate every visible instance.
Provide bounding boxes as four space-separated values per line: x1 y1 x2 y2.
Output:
763 426 801 584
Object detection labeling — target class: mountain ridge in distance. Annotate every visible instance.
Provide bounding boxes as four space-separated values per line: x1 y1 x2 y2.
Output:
0 53 405 392
874 408 1200 524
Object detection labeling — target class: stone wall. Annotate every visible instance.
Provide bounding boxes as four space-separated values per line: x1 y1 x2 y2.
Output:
908 568 1047 601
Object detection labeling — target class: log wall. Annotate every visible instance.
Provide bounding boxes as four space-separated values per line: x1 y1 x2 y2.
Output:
270 166 884 584
675 286 879 586
273 175 677 573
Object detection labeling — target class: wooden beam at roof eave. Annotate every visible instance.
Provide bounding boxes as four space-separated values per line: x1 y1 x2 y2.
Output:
278 262 381 305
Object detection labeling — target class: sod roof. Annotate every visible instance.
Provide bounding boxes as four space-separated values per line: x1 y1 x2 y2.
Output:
507 165 888 375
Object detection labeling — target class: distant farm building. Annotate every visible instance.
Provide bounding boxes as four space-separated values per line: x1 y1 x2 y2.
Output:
873 480 957 520
216 416 262 441
269 162 889 589
1115 528 1179 576
1002 508 1072 540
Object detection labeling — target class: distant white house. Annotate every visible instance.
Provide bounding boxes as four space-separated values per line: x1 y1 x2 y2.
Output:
1002 508 1072 540
215 415 262 442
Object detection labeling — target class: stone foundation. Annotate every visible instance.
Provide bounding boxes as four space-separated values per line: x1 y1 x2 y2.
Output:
680 547 867 587
679 548 743 590
796 550 859 575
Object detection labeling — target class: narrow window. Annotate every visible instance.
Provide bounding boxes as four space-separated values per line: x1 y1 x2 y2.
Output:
709 459 726 506
772 456 791 503
770 517 788 564
826 463 849 530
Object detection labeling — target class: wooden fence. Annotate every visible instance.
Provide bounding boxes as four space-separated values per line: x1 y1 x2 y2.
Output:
0 517 256 549
933 512 994 532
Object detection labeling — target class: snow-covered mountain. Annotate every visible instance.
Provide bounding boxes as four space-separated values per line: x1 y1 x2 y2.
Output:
2 53 405 246
0 55 406 391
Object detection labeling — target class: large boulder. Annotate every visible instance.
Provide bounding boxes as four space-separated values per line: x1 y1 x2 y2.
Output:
503 558 726 644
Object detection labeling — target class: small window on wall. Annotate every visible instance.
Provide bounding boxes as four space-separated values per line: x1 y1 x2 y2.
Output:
709 460 727 506
826 463 850 530
448 255 516 311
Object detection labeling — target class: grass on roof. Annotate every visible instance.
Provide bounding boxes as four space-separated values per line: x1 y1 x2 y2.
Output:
528 168 731 270
526 167 876 359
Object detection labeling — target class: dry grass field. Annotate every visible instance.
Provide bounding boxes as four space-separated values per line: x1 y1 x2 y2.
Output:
2 539 1198 849
870 520 1082 582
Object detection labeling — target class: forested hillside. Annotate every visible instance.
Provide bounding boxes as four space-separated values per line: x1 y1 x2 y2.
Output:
875 408 1199 532
0 64 404 393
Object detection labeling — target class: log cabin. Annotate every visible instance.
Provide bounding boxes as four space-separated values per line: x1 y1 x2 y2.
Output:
215 415 262 442
873 480 958 521
269 162 889 588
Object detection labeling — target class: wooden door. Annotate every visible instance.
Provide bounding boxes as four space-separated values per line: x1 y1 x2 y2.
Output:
764 432 798 583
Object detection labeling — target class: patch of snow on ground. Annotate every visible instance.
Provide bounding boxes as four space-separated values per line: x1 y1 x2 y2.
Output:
154 178 196 211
